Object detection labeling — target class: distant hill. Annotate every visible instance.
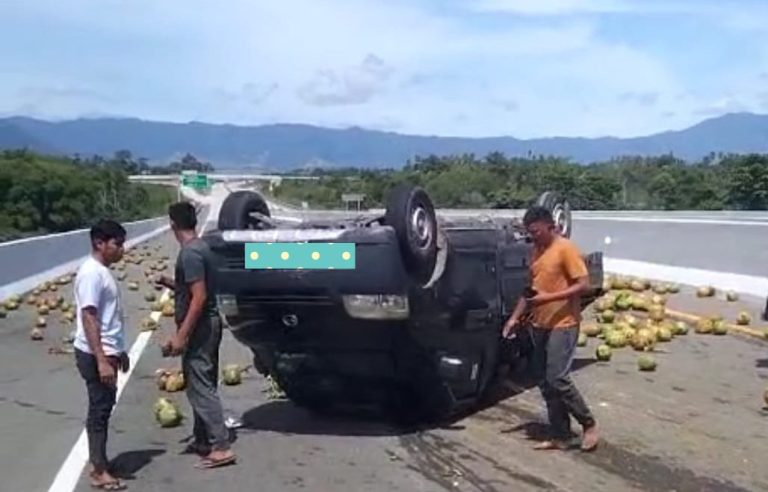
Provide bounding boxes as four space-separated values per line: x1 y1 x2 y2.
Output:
1 112 767 170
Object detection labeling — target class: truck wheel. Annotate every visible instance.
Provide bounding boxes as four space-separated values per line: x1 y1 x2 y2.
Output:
384 184 438 283
218 190 271 230
534 191 572 238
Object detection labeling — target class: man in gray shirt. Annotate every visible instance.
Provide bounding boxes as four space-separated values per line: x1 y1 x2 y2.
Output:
156 201 236 469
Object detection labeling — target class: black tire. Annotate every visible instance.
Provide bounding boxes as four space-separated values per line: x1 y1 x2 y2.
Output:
384 184 438 283
217 190 271 230
534 191 572 238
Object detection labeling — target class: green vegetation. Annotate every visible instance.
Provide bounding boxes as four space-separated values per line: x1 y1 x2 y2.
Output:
0 149 178 242
272 152 768 211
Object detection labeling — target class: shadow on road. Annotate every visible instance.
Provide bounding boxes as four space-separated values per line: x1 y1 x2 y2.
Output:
237 356 599 438
110 449 166 480
240 399 409 437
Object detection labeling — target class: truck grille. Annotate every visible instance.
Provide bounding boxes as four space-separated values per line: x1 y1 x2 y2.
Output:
239 294 334 306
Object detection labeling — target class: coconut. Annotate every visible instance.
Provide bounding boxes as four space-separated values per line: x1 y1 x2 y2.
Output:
712 320 728 335
127 281 139 291
144 292 157 303
222 364 245 386
657 326 673 342
27 295 38 305
30 328 44 340
48 284 58 292
154 399 182 428
637 355 657 372
598 310 616 323
602 280 612 292
36 316 47 328
648 305 666 323
726 291 739 302
164 373 185 392
577 333 587 347
581 323 602 337
672 321 689 335
594 297 614 312
595 344 612 361
630 280 645 292
650 294 667 306
605 330 627 349
631 296 649 311
3 299 20 311
631 329 656 351
622 314 640 328
141 318 158 331
161 304 175 317
694 318 714 334
614 295 632 311
38 305 50 316
736 311 751 325
667 283 680 294
611 276 629 290
652 283 668 295
696 286 715 298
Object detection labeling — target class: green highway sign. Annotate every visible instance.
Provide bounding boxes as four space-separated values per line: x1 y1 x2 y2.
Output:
181 173 209 189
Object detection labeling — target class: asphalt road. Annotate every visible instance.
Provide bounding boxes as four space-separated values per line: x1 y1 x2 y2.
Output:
2 228 768 492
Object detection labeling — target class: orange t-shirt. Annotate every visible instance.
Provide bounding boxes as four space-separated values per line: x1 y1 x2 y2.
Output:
528 236 589 329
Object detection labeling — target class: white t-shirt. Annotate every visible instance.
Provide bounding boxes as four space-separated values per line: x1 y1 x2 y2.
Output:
73 256 126 356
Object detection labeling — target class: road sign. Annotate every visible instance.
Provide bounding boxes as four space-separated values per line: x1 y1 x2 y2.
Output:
181 173 209 189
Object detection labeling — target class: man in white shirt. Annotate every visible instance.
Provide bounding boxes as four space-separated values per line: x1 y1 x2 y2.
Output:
73 219 130 491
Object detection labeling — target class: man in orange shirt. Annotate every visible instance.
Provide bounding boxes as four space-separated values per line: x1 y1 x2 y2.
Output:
503 206 599 452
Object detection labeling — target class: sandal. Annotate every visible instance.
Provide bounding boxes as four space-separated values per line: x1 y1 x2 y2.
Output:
90 479 127 490
194 454 237 469
532 440 568 451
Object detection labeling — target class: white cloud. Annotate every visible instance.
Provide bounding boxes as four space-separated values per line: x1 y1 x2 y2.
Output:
2 0 768 138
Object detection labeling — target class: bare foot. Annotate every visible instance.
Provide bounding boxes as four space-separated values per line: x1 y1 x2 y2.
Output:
581 423 599 452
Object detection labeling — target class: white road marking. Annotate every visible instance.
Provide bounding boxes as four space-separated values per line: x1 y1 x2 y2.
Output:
604 257 768 298
47 204 217 492
576 216 768 226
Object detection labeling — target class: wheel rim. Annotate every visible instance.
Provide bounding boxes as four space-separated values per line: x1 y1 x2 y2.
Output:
410 205 433 249
552 204 569 236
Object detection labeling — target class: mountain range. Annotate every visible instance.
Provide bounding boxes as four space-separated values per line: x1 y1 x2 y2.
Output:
1 112 767 170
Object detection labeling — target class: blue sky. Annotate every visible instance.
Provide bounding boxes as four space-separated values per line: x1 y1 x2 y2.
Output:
2 0 767 138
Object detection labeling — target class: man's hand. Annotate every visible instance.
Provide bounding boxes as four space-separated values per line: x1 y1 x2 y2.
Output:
526 292 556 306
97 357 117 387
119 352 130 373
154 274 174 290
161 334 187 357
502 317 520 339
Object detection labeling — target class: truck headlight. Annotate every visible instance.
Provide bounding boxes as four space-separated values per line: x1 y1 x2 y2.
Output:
342 294 409 320
216 294 239 317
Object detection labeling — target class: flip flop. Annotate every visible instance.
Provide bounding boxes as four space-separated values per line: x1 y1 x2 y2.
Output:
194 454 237 469
90 479 127 490
532 440 568 451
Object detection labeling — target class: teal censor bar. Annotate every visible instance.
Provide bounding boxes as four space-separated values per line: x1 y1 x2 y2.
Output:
244 242 356 270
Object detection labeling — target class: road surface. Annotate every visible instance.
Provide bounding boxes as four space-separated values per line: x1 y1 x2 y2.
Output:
1 229 767 491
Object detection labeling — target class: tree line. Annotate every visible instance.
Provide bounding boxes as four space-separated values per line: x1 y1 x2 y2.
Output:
0 149 188 242
271 152 768 211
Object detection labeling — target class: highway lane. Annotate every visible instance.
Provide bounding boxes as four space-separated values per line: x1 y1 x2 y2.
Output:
3 242 765 492
273 207 768 279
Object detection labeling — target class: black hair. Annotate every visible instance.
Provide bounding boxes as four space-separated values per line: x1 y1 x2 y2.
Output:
90 219 126 247
168 201 197 230
523 206 554 227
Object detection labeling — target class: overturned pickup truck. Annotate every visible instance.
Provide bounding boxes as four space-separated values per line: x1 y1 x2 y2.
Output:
202 184 604 422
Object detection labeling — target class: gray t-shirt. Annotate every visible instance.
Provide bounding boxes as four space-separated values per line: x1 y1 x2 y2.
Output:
173 237 218 325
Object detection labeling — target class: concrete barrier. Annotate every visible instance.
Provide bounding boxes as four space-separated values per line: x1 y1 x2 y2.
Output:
0 217 172 301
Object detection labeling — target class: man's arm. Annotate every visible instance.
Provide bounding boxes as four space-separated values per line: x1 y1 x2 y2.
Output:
169 248 207 353
176 279 206 344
